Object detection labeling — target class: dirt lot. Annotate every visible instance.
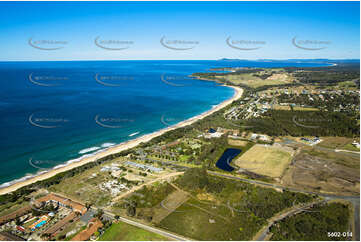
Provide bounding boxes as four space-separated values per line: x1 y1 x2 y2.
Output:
227 138 248 147
281 148 360 196
235 144 294 178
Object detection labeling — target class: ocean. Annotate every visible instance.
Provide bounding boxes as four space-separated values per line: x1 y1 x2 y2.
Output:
0 60 331 187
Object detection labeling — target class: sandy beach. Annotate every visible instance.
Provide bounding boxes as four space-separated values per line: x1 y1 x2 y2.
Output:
0 86 243 195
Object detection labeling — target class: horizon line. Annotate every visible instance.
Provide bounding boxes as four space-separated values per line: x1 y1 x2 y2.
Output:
0 58 359 62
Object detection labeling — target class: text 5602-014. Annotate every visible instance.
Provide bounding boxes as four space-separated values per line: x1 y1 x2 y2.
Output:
328 232 352 238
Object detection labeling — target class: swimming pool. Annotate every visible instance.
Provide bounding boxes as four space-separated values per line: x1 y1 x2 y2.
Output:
35 220 47 228
29 216 48 231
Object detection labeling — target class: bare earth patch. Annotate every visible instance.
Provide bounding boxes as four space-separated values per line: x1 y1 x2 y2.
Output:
281 151 360 195
228 139 248 147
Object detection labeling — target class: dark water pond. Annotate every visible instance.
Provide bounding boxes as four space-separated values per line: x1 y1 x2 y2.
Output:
215 148 241 172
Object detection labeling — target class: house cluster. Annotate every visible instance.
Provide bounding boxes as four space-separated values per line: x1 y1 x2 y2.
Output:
99 180 128 196
124 161 163 173
0 193 93 241
225 95 272 121
250 133 271 142
201 127 240 139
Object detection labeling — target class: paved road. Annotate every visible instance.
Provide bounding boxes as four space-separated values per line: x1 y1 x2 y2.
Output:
208 171 360 241
102 210 191 241
254 200 324 241
156 160 360 240
126 158 360 241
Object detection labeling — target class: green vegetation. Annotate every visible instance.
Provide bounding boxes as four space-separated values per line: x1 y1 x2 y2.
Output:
285 63 360 86
157 168 315 241
270 202 351 241
98 221 169 241
245 110 359 137
125 182 175 209
193 68 293 89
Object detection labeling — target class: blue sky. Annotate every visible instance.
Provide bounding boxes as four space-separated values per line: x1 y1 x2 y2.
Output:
0 1 359 61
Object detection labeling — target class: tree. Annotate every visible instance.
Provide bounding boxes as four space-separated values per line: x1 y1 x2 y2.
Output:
85 202 92 209
95 209 104 219
127 205 136 217
178 167 209 190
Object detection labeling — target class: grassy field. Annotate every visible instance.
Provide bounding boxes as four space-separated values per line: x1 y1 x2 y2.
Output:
152 189 189 224
98 221 170 241
318 137 360 151
111 181 176 217
273 105 319 111
218 72 292 88
0 200 29 216
293 106 319 111
235 144 293 178
337 80 358 89
159 198 253 241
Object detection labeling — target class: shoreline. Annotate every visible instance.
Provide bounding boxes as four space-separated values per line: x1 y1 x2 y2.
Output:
0 86 243 195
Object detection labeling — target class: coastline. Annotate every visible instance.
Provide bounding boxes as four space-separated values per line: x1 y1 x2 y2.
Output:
0 86 243 195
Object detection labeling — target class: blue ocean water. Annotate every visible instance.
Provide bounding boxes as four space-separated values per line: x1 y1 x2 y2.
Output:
0 60 331 187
